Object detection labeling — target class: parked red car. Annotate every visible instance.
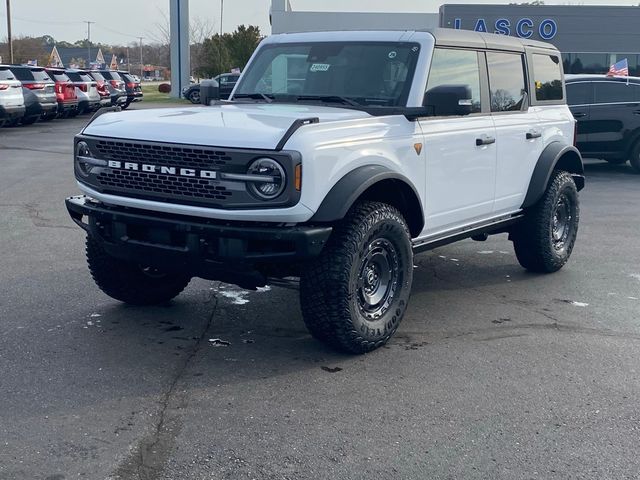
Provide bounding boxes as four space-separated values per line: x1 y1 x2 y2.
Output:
45 68 78 117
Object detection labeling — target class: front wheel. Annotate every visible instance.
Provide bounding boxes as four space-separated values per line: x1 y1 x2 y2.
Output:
512 170 580 273
300 202 414 354
629 142 640 173
86 236 191 305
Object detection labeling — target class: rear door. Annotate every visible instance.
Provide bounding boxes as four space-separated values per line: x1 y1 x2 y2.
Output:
488 51 544 215
418 47 497 234
566 81 593 152
588 80 640 158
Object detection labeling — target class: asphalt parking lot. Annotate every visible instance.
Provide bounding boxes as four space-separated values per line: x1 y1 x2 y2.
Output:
1 106 640 480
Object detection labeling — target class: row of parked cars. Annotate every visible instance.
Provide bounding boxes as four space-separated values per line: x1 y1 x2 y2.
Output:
0 65 143 127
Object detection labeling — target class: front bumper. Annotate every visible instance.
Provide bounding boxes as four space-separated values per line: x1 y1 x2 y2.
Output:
65 195 332 286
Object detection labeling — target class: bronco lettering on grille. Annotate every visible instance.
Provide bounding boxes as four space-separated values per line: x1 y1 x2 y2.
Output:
107 160 217 179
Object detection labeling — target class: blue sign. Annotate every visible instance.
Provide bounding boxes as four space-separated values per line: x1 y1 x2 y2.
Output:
454 18 558 40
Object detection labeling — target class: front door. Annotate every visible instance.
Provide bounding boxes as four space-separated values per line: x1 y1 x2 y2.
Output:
418 47 497 236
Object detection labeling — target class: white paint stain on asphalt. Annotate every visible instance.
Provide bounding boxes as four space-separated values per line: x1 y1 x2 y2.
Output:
569 301 589 307
630 274 640 282
220 290 250 305
477 251 494 255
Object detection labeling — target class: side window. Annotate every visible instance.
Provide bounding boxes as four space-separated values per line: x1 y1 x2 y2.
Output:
486 52 527 112
593 82 639 104
566 82 593 106
218 75 229 85
532 54 563 101
11 68 32 81
425 48 482 114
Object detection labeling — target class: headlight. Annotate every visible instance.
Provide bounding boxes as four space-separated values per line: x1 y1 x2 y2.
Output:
75 141 93 177
247 158 286 199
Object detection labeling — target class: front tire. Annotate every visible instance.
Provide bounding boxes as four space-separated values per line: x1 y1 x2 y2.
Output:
629 142 640 173
300 202 414 354
512 170 580 273
86 236 191 305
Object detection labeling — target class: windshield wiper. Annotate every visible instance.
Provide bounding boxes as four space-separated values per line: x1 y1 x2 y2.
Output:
295 95 362 107
233 93 273 103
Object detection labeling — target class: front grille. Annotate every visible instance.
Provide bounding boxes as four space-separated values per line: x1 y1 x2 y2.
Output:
95 140 232 170
97 169 233 201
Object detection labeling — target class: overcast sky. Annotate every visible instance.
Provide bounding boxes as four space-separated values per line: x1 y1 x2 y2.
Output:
3 0 640 44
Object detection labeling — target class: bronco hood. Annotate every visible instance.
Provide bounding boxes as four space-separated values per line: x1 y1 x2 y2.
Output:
82 103 371 150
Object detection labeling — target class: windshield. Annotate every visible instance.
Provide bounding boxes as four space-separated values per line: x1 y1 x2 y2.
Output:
234 41 421 107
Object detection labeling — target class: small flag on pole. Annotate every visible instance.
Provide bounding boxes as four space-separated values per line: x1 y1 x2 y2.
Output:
607 58 629 77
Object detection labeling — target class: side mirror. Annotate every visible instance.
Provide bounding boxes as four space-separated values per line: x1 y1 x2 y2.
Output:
199 79 221 105
423 85 474 117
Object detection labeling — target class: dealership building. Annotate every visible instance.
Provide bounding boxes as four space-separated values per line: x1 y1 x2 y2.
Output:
271 2 640 76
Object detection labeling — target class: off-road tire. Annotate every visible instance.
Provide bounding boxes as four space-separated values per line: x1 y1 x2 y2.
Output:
512 170 579 273
629 142 640 173
300 201 414 354
86 236 191 305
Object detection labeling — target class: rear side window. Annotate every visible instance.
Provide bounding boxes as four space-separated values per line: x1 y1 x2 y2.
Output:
90 72 105 81
50 72 70 82
566 82 593 105
31 70 51 82
80 73 94 82
10 67 33 81
487 52 527 112
102 71 122 81
532 54 563 101
593 81 640 104
426 48 482 114
0 68 15 80
66 72 82 82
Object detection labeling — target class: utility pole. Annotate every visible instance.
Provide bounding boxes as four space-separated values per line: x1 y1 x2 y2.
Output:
138 37 143 78
6 0 13 64
219 0 224 74
84 20 94 68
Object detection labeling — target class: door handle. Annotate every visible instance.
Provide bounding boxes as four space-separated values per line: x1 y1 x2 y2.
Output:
476 135 496 146
526 131 542 140
573 112 587 118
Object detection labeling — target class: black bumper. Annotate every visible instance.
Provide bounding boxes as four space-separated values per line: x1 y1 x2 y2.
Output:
65 196 331 285
0 105 25 122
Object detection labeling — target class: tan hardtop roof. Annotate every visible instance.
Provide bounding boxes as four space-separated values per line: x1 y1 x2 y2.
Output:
423 28 558 53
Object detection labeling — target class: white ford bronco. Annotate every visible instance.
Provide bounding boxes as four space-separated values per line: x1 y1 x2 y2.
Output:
66 29 584 353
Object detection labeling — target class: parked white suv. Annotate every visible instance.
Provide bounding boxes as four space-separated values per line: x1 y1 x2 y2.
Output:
66 29 584 353
0 65 26 127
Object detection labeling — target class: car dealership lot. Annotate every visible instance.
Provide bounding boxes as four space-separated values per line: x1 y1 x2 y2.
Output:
1 108 640 479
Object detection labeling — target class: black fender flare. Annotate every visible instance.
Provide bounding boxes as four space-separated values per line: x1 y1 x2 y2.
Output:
310 165 424 235
521 142 584 209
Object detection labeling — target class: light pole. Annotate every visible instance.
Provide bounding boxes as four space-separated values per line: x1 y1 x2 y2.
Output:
5 0 13 64
84 20 94 67
138 37 143 78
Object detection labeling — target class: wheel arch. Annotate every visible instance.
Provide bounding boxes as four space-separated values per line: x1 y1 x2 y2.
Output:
522 142 584 209
309 165 425 238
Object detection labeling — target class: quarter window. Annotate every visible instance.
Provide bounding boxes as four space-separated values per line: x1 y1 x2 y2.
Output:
426 48 482 114
532 54 563 101
593 82 640 104
487 52 527 112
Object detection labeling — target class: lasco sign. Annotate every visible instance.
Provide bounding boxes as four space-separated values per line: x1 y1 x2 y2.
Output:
453 18 558 40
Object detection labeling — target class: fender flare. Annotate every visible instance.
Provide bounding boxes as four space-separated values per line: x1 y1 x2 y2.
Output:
521 142 584 209
310 165 424 234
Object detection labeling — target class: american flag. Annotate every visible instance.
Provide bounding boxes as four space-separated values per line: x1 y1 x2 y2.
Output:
607 58 629 77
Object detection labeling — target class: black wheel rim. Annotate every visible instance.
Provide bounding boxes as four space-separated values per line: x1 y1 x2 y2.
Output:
552 193 573 250
357 239 400 320
191 91 200 103
139 265 167 279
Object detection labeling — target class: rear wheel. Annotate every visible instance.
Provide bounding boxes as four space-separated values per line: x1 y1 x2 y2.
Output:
512 170 579 273
188 90 201 104
300 201 413 354
41 112 56 122
86 236 191 305
629 142 640 173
